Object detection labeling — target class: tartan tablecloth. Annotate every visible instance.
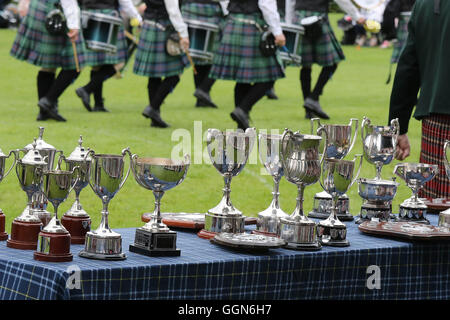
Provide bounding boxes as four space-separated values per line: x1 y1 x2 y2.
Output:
0 215 448 300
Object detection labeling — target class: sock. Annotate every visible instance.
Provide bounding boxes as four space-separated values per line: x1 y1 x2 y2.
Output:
46 69 79 103
196 65 215 93
37 71 56 100
148 77 162 107
239 81 274 113
300 67 312 100
310 64 338 101
234 83 252 108
83 65 116 94
151 76 180 111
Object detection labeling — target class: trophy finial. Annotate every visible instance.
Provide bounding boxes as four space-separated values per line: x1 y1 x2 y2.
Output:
38 127 45 140
78 135 83 147
32 138 37 150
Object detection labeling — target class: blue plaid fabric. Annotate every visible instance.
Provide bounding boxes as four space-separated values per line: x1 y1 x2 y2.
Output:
0 215 448 300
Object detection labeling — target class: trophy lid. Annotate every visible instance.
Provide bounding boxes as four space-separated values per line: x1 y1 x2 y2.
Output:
66 135 91 161
21 139 48 166
24 127 56 151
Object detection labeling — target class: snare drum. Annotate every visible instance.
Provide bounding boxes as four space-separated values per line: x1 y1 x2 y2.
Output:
280 22 304 65
185 19 219 62
81 11 123 54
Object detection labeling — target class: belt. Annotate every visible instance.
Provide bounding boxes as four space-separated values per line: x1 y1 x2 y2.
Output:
144 19 166 31
230 16 264 33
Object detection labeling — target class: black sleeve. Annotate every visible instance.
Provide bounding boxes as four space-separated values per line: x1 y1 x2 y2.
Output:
388 9 420 135
382 0 401 40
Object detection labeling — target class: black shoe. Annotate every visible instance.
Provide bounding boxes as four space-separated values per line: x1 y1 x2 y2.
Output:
194 88 217 108
142 105 151 118
230 108 249 130
36 109 50 121
305 109 314 119
304 97 330 120
37 97 66 122
75 87 92 112
146 107 169 128
93 99 109 112
195 100 209 107
266 88 278 100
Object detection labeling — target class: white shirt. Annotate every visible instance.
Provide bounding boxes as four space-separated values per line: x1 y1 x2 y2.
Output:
259 0 283 36
285 0 362 24
60 0 80 30
119 0 143 22
165 0 189 38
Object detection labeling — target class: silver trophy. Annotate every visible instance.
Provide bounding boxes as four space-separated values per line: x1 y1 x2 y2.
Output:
277 128 327 250
317 155 363 247
22 127 62 226
34 168 80 262
356 117 400 223
253 133 289 236
79 148 131 260
198 128 256 239
128 153 190 256
439 140 450 228
308 118 359 221
394 163 439 224
0 147 17 240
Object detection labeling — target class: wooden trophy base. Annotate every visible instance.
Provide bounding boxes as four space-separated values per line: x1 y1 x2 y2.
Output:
7 220 42 250
197 229 217 240
0 211 7 241
61 214 91 244
34 231 73 262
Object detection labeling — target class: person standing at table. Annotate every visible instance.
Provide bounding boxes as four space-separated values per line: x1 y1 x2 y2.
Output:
75 0 142 113
209 0 286 130
287 0 364 119
134 0 189 128
181 0 228 109
389 0 450 199
10 0 83 121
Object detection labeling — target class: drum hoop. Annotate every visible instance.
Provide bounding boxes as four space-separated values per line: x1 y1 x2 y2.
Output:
280 23 305 34
352 0 386 10
81 11 123 25
185 19 219 32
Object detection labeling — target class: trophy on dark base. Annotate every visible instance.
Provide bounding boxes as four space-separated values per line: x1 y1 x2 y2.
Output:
7 140 46 250
0 148 17 240
308 118 359 221
394 163 439 224
79 148 131 260
317 155 363 247
197 128 256 240
59 136 92 244
128 153 190 257
34 168 80 262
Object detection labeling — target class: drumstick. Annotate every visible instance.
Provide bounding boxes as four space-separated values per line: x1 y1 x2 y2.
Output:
178 32 197 75
71 40 80 73
124 30 139 45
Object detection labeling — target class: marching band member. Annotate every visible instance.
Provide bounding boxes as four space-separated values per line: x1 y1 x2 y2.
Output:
210 0 286 130
134 0 189 128
75 0 142 113
10 0 83 121
287 0 365 119
181 0 228 109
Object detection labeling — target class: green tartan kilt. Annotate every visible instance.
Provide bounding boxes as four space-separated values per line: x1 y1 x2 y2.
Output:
81 9 128 67
391 15 410 64
133 19 189 78
10 0 86 70
181 2 224 66
293 10 345 67
209 13 285 83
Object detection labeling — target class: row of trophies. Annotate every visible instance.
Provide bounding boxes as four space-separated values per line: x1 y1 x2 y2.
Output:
0 119 446 262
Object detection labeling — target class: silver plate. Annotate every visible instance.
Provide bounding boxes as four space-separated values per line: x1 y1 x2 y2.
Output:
211 232 286 250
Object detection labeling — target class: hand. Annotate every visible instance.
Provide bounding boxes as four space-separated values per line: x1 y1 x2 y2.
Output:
395 134 411 161
67 29 79 42
138 3 147 16
357 17 366 25
180 37 190 52
274 34 286 47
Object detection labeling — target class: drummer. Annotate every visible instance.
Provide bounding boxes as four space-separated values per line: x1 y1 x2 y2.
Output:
134 0 190 128
287 0 365 119
210 0 286 130
181 0 229 109
10 0 83 121
75 0 142 113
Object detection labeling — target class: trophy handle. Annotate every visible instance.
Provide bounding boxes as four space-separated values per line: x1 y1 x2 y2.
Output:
316 126 329 165
56 154 66 171
279 128 293 172
83 149 96 193
349 154 363 189
310 117 322 135
348 118 359 155
69 166 81 195
393 163 404 180
118 147 132 191
390 118 400 150
444 140 450 177
3 150 18 179
206 128 222 164
181 154 191 182
361 116 371 144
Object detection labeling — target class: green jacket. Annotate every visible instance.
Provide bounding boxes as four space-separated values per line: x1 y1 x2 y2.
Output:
389 0 450 135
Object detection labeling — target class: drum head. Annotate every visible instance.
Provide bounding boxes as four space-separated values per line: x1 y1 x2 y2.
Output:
280 22 305 34
81 10 122 25
184 18 219 32
352 0 385 9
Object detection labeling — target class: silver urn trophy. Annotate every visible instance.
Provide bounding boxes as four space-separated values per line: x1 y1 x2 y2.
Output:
356 117 400 223
198 128 256 239
128 153 190 257
79 148 131 260
317 155 363 247
439 140 450 228
308 118 359 221
393 163 439 224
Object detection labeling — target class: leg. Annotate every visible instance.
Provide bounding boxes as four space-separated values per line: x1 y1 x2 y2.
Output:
145 75 180 128
36 69 56 121
92 65 117 112
300 66 314 119
194 65 218 108
142 77 162 118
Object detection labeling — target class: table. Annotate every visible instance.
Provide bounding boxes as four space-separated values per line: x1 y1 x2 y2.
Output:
0 215 448 300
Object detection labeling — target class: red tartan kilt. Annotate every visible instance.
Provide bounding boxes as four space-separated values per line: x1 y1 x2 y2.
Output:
418 114 450 199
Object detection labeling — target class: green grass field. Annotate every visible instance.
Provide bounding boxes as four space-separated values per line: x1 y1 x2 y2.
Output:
0 15 421 233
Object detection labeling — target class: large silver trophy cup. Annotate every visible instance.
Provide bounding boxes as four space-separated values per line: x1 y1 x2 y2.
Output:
308 118 359 221
356 117 400 223
394 163 439 224
128 153 190 256
198 128 256 239
439 140 450 228
253 133 290 236
317 155 363 247
277 128 327 250
79 148 131 260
